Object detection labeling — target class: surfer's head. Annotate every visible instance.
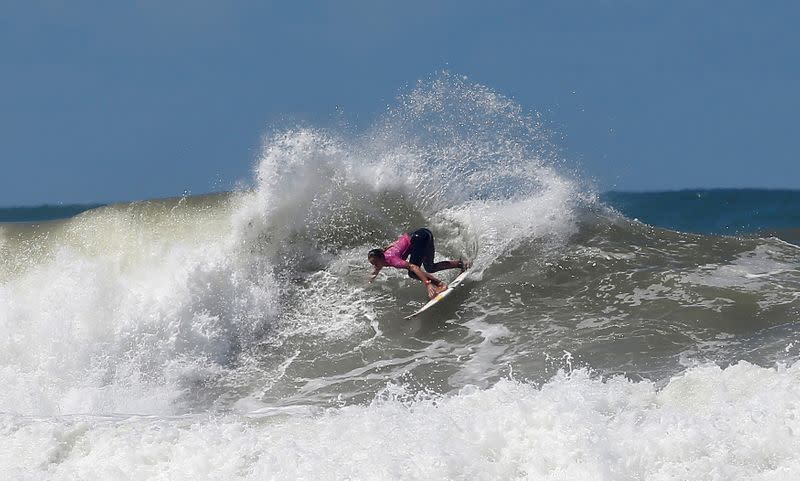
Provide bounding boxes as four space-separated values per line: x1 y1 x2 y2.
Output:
368 248 386 267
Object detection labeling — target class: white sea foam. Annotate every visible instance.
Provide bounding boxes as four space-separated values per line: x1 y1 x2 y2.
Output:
0 199 279 416
2 362 799 480
683 244 798 291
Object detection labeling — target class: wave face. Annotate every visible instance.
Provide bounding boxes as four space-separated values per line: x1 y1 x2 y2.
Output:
2 73 800 479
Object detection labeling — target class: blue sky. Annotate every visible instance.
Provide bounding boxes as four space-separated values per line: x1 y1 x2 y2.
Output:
2 1 798 206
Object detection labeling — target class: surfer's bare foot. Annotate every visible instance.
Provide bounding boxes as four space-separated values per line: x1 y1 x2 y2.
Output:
426 282 448 299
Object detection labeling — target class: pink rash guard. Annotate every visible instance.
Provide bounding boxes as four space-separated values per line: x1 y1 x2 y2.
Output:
383 233 411 269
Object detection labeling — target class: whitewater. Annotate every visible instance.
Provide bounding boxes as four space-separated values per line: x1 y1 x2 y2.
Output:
2 74 800 480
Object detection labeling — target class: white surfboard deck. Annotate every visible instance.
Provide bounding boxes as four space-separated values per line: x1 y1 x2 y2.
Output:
404 269 470 319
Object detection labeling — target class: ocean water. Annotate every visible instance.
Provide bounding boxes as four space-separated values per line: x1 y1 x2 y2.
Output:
602 190 800 243
2 74 800 480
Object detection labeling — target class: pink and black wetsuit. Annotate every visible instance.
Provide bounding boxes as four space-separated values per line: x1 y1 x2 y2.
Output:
377 228 462 283
383 233 412 269
384 228 449 280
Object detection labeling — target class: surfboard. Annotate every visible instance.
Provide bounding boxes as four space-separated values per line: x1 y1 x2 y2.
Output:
404 269 470 319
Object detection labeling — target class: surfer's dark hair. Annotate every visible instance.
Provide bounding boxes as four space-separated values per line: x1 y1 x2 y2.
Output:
368 248 385 260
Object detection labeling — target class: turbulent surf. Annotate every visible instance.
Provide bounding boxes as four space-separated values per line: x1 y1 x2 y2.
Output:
2 74 799 480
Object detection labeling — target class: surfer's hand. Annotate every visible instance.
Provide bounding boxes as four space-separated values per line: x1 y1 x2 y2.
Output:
368 267 381 283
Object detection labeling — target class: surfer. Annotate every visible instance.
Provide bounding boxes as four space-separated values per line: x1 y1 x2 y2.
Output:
368 228 467 299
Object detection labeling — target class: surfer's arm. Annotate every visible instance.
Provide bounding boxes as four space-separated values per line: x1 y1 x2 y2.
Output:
408 264 445 289
410 264 447 299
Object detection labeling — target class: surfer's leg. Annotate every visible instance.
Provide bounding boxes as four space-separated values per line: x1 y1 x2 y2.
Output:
427 260 463 272
421 230 437 272
418 228 465 273
409 228 431 267
407 228 432 280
